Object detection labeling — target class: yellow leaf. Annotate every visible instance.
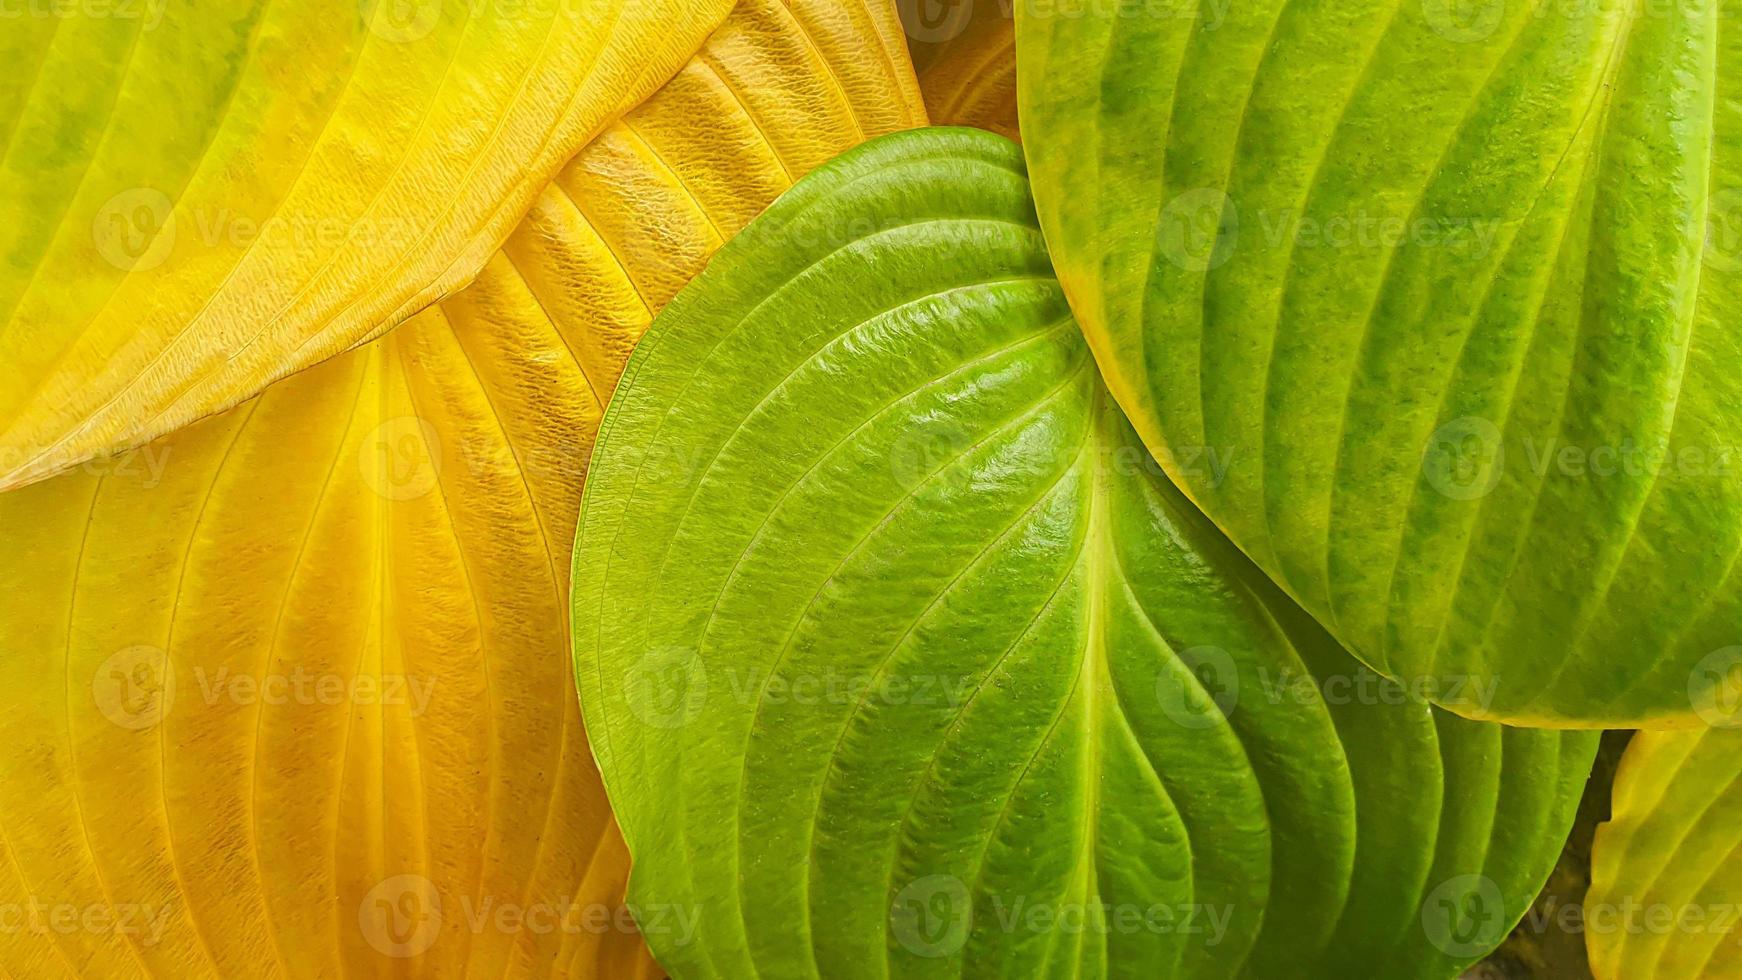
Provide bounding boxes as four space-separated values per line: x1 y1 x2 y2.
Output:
0 2 924 976
900 0 1017 140
0 0 738 492
1587 724 1742 980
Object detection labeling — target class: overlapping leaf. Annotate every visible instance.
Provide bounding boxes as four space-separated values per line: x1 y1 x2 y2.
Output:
1587 707 1742 977
1018 0 1742 726
906 1 1017 140
572 127 1596 980
0 0 739 491
0 3 924 975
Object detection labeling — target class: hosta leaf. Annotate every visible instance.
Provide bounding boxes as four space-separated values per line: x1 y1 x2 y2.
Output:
1587 723 1742 979
1017 0 1742 726
0 3 923 975
0 0 738 492
908 1 1018 140
572 127 1597 980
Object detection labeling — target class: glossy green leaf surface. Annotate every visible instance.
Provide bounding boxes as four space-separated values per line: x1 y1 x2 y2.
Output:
1017 0 1742 727
571 127 1597 979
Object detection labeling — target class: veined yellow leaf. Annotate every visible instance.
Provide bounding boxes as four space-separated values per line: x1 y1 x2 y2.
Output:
0 0 738 492
1587 724 1742 980
909 2 1017 141
0 2 924 976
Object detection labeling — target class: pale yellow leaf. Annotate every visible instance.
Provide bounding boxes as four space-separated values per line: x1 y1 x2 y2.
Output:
0 0 738 492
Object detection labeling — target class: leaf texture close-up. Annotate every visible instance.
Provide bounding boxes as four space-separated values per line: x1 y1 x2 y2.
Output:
0 0 739 491
0 2 923 975
1018 0 1742 727
572 127 1597 980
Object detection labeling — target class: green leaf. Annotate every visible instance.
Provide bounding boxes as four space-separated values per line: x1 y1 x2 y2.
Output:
1587 724 1742 978
571 127 1597 979
1016 0 1742 727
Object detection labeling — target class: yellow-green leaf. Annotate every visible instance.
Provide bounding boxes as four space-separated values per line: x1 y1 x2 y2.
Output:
0 3 924 976
0 0 739 492
1587 721 1742 979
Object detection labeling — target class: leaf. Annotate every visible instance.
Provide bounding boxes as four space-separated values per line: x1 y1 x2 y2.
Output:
1587 727 1742 977
572 127 1598 980
909 1 1018 140
1016 0 1742 727
0 2 923 975
0 0 738 492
